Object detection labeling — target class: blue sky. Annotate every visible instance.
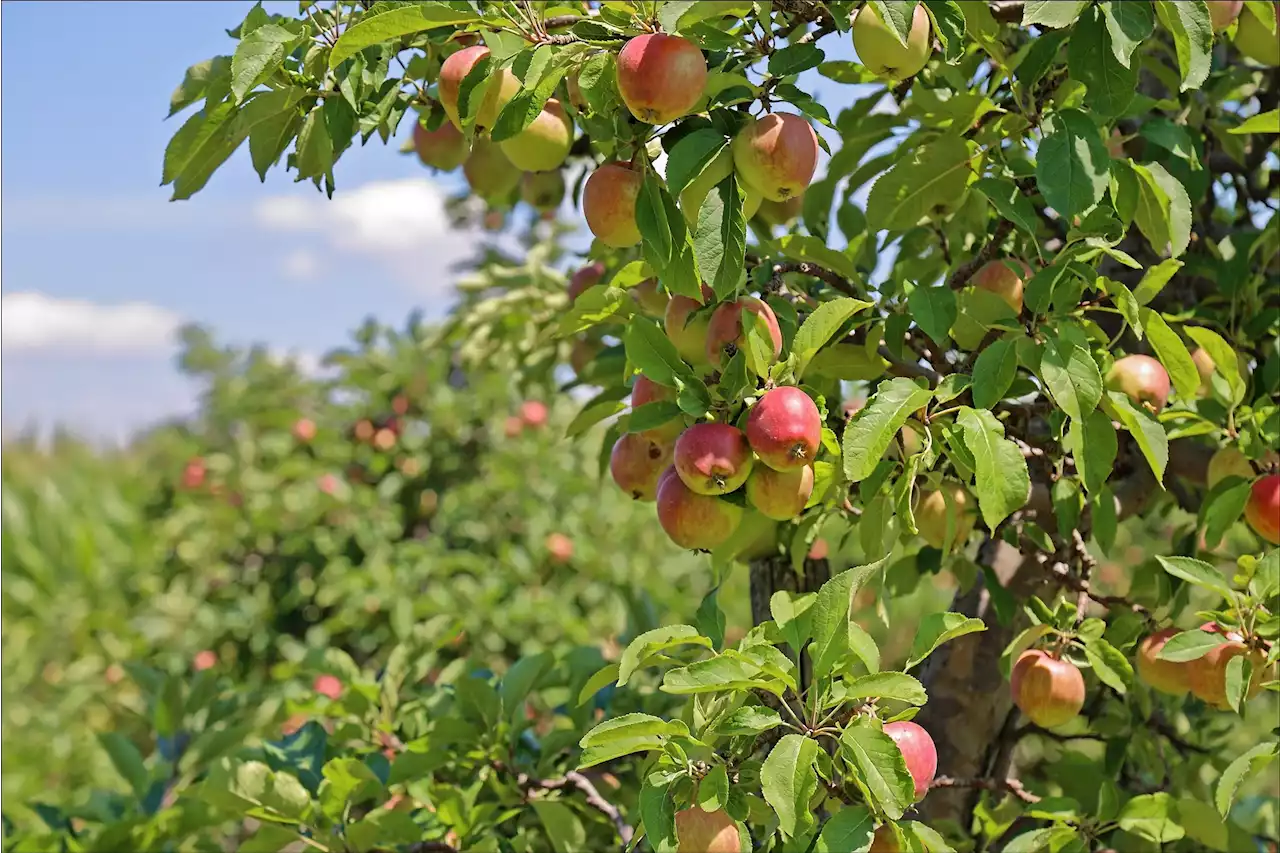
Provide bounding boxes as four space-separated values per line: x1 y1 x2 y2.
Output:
2 2 871 440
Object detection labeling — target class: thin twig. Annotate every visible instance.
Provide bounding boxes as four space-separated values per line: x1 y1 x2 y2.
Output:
770 261 861 298
519 771 635 846
948 219 1015 289
930 775 1042 804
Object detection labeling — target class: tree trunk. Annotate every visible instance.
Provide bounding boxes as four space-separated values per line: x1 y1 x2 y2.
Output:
750 554 830 692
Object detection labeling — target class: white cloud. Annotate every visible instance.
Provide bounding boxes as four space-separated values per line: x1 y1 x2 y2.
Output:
281 248 321 280
1 292 183 353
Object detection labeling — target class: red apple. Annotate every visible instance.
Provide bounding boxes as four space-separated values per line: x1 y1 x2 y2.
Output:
632 375 684 443
745 464 814 520
413 119 469 170
569 261 607 302
1106 354 1171 411
656 467 744 550
746 386 822 472
1191 347 1216 395
584 162 643 248
503 416 524 438
193 650 218 672
181 457 206 490
291 418 316 442
499 98 573 172
438 45 520 132
732 113 820 202
313 674 343 699
1185 622 1269 708
705 297 783 368
616 34 708 125
807 537 829 560
674 806 739 853
1135 627 1190 696
610 433 674 501
883 721 937 801
545 532 574 563
317 473 340 495
673 423 754 495
971 259 1031 314
1207 0 1244 30
520 400 549 428
1245 474 1280 544
1012 650 1086 728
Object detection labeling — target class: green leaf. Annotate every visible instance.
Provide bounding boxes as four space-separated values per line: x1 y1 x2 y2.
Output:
1139 309 1199 401
625 318 691 388
1253 550 1279 600
1101 0 1154 67
1119 792 1185 843
1229 108 1280 134
1068 5 1136 117
840 722 915 820
761 734 820 838
814 806 874 853
792 297 874 380
1083 637 1133 694
809 558 890 679
531 800 587 853
1203 478 1253 548
924 0 968 63
169 58 218 117
843 378 934 481
231 24 300 102
1133 258 1183 305
712 706 784 736
628 401 684 435
1022 0 1088 27
1156 629 1226 662
638 173 675 268
294 107 334 181
907 283 957 348
1004 827 1079 853
666 129 727 195
240 825 302 853
905 612 986 670
698 765 729 812
695 175 747 297
972 177 1040 235
775 234 860 282
329 3 480 68
247 97 303 181
347 810 422 853
1103 391 1168 481
578 713 687 768
163 100 247 200
1036 108 1110 220
1131 162 1192 258
499 652 552 719
1216 743 1278 817
1039 325 1103 421
1000 624 1054 679
1185 326 1246 405
1155 555 1233 599
98 733 149 798
1065 409 1117 494
958 407 1031 530
618 625 712 687
843 672 928 705
971 336 1019 410
567 399 627 440
1154 0 1212 91
865 134 974 230
1224 653 1252 713
661 654 781 696
769 42 826 76
576 663 620 707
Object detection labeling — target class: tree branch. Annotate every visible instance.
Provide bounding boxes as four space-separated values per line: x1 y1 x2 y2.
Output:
949 219 1015 289
930 775 1042 804
769 261 862 298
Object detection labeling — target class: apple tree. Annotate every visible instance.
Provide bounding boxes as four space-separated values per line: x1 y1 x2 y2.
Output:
151 0 1280 850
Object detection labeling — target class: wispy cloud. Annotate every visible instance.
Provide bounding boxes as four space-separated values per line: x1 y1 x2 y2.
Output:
2 292 183 353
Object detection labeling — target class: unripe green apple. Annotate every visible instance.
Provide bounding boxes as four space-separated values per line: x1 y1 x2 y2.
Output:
1191 347 1215 395
914 484 975 551
732 113 820 202
499 99 573 172
584 162 643 248
674 806 739 853
463 138 521 201
680 147 763 226
1207 447 1255 489
631 278 669 317
664 284 716 366
705 297 783 368
521 170 565 212
1105 354 1171 411
745 464 813 520
1235 2 1280 65
413 119 469 170
656 467 744 550
616 34 708 125
438 45 520 132
1011 650 1086 728
756 195 804 227
852 1 933 81
1135 627 1190 696
673 423 754 495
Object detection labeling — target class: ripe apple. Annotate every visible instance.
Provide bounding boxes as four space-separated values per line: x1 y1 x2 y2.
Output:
584 162 644 248
674 806 739 853
616 34 708 125
631 278 669 317
746 464 814 520
971 259 1031 314
1245 474 1280 543
438 45 520 131
569 336 601 376
883 721 937 801
392 395 411 416
182 457 206 490
413 119 469 170
664 283 717 366
1135 627 1190 696
463 138 521 201
852 1 933 80
1207 0 1244 29
913 485 975 551
869 826 898 853
674 422 754 495
1185 622 1269 707
568 261 607 302
318 473 340 495
499 98 573 171
680 146 764 226
373 428 396 451
705 297 783 368
746 387 822 471
545 532 574 563
520 400 549 428
314 674 343 699
732 113 820 202
756 195 804 227
1207 447 1255 488
610 433 674 501
503 416 524 438
1011 650 1086 728
1235 2 1280 65
656 467 744 550
808 537 830 560
193 650 218 671
1105 354 1171 411
521 170 566 212
1191 347 1215 395
632 375 684 443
